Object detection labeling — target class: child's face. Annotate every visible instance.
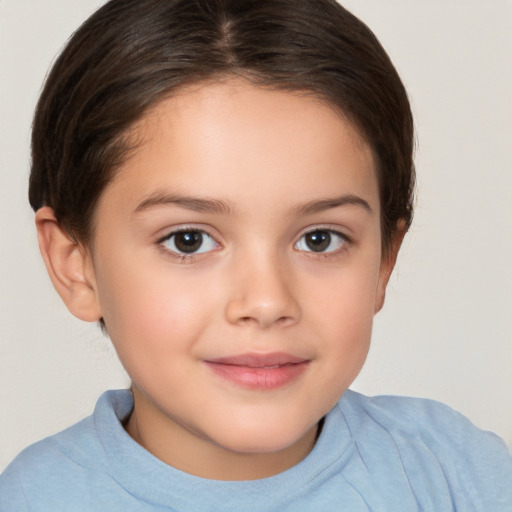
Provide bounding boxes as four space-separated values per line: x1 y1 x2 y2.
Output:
84 80 396 479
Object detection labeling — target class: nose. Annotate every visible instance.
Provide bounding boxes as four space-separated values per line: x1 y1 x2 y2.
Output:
224 252 301 329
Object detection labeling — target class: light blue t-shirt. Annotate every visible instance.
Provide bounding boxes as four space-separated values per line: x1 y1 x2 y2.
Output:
1 389 511 511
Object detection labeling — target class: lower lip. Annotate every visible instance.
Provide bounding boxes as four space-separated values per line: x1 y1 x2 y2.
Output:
204 361 309 390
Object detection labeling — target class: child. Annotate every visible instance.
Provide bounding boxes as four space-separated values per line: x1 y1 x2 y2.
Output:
1 0 511 509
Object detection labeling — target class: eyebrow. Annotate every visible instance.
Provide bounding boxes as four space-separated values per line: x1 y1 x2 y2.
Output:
294 194 373 215
133 192 372 216
134 193 236 215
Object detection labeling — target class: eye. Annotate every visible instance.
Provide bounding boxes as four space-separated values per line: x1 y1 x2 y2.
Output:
295 229 348 253
159 229 219 255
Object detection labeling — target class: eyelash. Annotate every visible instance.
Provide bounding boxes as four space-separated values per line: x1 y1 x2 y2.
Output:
156 226 352 262
156 227 220 263
294 227 351 258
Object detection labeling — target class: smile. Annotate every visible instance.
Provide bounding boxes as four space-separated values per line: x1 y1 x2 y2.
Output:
204 352 310 390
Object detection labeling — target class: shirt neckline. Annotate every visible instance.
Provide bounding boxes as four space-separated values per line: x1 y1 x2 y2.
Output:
94 389 355 510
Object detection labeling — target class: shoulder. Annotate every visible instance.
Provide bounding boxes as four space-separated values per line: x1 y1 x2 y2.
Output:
0 416 100 510
340 389 508 450
0 390 131 511
337 390 512 507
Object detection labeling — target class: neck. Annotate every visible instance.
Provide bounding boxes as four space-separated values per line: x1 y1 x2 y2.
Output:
125 388 319 481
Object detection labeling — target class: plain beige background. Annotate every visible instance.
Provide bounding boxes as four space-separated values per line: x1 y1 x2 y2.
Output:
1 0 511 470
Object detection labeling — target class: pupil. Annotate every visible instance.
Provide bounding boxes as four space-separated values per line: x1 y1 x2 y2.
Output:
306 230 331 252
175 231 202 253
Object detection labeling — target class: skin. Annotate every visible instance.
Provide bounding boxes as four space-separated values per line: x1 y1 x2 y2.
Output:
36 79 401 481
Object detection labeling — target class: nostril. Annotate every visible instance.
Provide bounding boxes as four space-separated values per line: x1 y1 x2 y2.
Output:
233 314 296 328
276 316 293 325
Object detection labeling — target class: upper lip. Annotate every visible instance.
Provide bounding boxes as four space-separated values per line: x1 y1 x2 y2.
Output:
205 352 309 368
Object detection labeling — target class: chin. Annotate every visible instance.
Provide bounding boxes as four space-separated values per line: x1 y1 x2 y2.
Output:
213 420 317 456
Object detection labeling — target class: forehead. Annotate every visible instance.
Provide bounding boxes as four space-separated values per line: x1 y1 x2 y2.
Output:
102 79 379 216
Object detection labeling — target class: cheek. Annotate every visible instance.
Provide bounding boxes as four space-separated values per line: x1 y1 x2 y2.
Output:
95 254 214 356
305 253 380 323
304 256 379 366
98 272 211 395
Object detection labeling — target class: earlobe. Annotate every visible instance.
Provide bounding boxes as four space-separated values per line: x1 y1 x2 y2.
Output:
374 224 407 314
35 207 102 322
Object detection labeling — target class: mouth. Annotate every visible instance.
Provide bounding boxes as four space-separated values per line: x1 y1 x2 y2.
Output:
203 352 310 390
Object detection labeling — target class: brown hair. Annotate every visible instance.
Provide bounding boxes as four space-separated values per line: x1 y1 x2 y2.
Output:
29 0 414 254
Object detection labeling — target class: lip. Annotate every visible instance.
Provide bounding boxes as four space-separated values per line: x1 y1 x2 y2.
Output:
204 352 310 390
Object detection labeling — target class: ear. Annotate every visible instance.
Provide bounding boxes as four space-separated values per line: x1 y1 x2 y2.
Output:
374 222 407 314
35 207 102 322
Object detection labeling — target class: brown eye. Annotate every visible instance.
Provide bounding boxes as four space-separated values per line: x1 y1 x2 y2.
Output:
174 231 203 253
295 229 347 253
161 229 218 255
304 230 331 252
